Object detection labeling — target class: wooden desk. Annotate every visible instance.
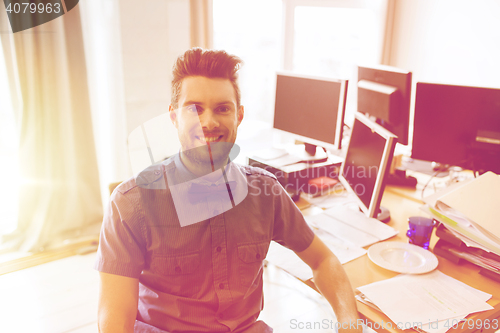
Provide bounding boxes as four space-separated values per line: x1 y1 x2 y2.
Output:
340 188 500 333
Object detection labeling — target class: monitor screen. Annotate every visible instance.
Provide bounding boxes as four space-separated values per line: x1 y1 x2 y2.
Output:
273 72 348 151
412 82 500 172
357 65 412 145
339 112 397 219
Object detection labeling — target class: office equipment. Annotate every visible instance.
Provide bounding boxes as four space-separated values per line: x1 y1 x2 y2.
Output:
412 82 500 174
339 112 397 221
248 72 347 187
337 188 500 332
357 65 412 145
248 155 341 190
265 176 500 331
272 72 348 161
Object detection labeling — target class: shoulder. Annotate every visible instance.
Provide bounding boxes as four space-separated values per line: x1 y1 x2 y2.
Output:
113 159 173 197
238 164 277 180
134 163 165 189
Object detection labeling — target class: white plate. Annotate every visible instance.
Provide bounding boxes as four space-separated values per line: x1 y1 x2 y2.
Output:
368 241 439 274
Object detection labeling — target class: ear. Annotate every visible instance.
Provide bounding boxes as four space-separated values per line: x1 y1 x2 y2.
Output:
169 105 178 128
237 105 244 126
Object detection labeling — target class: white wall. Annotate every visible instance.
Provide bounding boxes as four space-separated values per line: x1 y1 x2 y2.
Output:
389 0 500 88
118 0 191 173
119 0 191 134
81 0 190 188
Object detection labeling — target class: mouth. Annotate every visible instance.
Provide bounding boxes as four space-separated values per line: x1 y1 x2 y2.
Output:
196 135 223 144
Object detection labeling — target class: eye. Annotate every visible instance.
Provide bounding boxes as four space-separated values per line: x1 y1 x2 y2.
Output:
186 104 202 114
217 106 231 113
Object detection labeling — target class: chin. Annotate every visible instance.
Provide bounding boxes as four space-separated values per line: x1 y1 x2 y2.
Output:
183 146 212 165
183 142 234 167
209 142 233 161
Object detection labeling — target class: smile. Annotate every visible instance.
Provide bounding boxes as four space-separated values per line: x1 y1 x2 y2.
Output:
196 135 223 143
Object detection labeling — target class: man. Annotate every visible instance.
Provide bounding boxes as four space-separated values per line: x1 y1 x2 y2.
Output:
95 48 362 332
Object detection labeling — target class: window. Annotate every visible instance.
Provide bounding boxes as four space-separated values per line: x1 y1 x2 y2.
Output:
0 41 19 235
213 0 282 124
213 0 388 126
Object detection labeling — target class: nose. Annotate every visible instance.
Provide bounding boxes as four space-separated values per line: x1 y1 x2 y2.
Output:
199 109 219 130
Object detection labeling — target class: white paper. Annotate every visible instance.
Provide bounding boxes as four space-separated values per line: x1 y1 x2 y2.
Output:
315 229 367 264
305 208 398 248
265 234 367 281
324 206 398 241
306 213 379 248
420 205 500 256
357 270 493 326
266 241 313 281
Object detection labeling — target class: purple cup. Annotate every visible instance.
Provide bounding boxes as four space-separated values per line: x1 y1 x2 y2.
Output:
406 216 436 250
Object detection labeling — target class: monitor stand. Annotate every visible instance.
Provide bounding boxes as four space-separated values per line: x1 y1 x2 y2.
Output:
376 206 391 223
289 143 328 164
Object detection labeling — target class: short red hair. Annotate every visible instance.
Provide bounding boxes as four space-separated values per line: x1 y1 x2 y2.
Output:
171 48 243 109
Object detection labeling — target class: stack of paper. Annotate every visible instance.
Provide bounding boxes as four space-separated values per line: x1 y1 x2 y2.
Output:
356 270 493 333
422 171 500 256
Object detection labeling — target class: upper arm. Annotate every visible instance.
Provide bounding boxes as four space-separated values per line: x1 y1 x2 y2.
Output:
98 272 139 333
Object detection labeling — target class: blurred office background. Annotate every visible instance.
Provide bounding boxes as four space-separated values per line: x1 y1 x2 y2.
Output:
0 0 499 268
0 1 499 332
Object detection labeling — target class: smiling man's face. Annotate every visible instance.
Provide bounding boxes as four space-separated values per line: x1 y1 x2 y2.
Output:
169 76 244 173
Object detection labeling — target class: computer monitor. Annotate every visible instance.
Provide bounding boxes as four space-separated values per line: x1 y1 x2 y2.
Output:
273 72 348 159
357 65 412 145
339 112 397 221
412 82 500 173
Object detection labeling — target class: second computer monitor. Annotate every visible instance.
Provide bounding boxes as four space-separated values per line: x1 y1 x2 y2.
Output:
273 72 348 153
357 65 412 145
412 82 500 173
339 112 397 220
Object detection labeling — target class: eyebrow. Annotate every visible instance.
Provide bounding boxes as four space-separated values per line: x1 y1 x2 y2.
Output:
182 101 235 107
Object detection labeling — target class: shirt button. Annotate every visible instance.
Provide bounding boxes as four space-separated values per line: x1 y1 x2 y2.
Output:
174 266 181 273
216 246 222 252
219 283 224 289
256 253 261 260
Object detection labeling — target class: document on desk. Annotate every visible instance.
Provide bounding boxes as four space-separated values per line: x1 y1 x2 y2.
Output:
357 270 493 330
305 206 398 248
422 172 500 256
266 233 367 281
266 242 313 281
355 293 466 333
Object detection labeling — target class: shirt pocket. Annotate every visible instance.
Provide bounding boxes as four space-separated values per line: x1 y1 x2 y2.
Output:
237 241 270 291
150 251 201 297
